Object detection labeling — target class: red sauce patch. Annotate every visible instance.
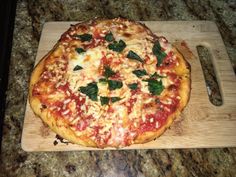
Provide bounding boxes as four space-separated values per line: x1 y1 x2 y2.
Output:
140 111 168 133
101 55 111 66
76 115 93 131
161 51 176 68
140 93 180 134
92 126 112 147
93 27 104 40
127 97 137 114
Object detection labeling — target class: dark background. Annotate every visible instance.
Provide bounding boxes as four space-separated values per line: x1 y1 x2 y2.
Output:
0 0 17 152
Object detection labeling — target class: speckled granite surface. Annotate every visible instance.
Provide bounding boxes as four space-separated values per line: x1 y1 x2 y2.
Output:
1 0 236 176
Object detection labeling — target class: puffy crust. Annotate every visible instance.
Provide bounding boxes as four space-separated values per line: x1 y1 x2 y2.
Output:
29 17 191 148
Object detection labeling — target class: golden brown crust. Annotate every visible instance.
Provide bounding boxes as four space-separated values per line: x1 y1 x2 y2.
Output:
29 17 191 148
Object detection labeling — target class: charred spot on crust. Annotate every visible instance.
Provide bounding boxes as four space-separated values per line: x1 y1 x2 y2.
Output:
77 24 88 31
122 24 128 29
41 104 47 109
168 85 178 91
123 32 132 38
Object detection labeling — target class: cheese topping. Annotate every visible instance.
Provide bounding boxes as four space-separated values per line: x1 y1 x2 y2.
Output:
32 18 189 148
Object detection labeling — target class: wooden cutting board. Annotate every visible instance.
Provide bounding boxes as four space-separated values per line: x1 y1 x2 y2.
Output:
21 21 236 151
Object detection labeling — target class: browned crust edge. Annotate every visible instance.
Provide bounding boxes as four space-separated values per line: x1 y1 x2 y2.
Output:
29 17 191 148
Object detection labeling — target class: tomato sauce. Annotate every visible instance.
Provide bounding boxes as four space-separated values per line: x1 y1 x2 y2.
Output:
75 115 94 131
127 97 137 114
100 54 111 66
140 94 179 133
158 51 176 69
76 119 88 131
91 126 112 146
93 27 104 40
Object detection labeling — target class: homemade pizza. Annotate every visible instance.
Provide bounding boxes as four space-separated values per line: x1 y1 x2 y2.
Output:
29 18 191 148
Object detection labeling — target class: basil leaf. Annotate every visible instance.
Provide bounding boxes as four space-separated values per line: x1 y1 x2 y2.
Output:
108 80 123 90
100 96 109 105
128 83 138 90
157 52 167 67
132 69 148 78
127 50 143 63
150 72 166 79
111 97 121 103
152 41 167 66
99 78 108 83
76 48 85 54
152 41 161 54
108 40 126 52
144 79 164 95
73 65 83 71
104 66 116 78
79 82 98 101
105 32 114 42
76 33 92 42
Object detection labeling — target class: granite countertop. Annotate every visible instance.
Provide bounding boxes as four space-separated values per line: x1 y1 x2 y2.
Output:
1 0 236 176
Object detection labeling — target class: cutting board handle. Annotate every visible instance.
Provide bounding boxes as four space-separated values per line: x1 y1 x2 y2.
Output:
198 24 236 107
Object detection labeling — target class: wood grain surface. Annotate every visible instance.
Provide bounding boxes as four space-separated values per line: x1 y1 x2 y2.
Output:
21 21 236 151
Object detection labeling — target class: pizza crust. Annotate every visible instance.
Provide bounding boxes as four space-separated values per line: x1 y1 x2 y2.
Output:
29 18 191 148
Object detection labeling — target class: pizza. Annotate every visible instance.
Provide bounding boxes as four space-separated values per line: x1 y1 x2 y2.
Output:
29 18 191 148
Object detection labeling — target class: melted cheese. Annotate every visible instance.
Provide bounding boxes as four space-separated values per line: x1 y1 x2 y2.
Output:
67 47 105 92
69 47 103 70
162 77 174 88
33 18 187 147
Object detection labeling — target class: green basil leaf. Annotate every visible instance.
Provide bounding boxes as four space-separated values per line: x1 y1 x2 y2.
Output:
152 41 161 55
132 69 148 78
79 82 98 101
145 79 164 95
111 97 121 103
75 48 85 54
105 32 114 42
104 66 116 78
150 72 166 79
76 33 92 42
128 83 138 90
127 50 143 63
108 80 123 90
108 40 126 52
100 96 109 105
73 65 83 71
152 41 167 66
99 78 108 83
